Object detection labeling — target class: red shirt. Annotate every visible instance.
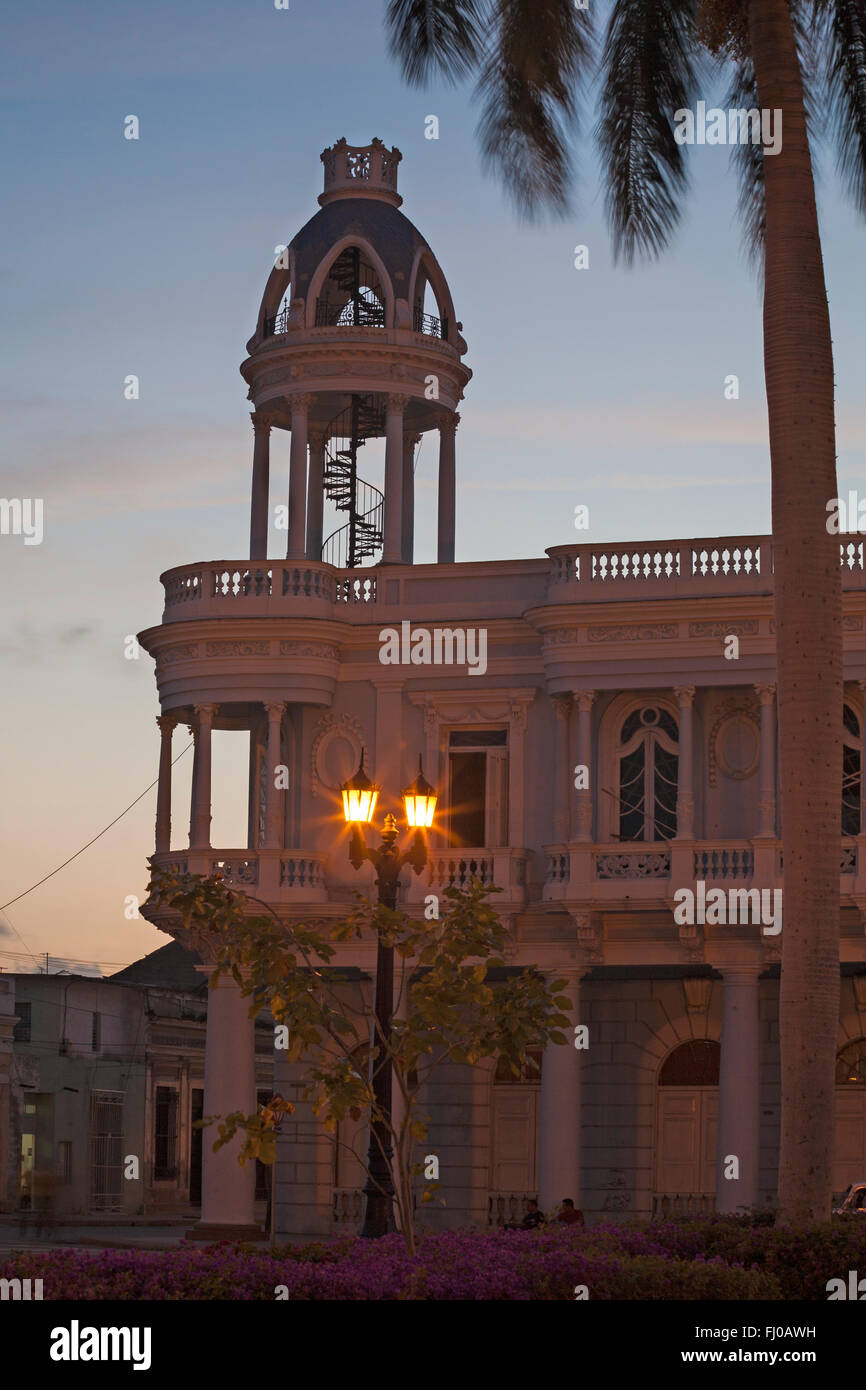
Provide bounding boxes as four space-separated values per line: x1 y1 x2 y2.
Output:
558 1207 584 1225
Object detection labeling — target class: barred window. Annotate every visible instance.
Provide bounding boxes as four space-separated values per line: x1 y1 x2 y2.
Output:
619 706 679 842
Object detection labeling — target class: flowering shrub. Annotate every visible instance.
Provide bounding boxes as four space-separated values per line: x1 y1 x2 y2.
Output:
0 1225 783 1301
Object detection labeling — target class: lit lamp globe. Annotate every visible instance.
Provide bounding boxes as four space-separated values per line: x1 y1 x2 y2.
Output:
402 757 437 829
341 753 379 825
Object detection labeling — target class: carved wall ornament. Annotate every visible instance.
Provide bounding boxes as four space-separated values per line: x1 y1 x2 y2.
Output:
205 640 270 658
587 623 678 643
683 978 712 1014
279 641 338 660
311 712 366 799
544 628 580 646
688 620 758 638
160 642 199 665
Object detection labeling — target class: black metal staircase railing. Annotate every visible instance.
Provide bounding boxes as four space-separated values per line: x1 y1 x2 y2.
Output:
321 395 385 569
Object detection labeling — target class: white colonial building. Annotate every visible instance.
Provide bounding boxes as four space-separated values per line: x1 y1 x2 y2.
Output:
139 140 866 1240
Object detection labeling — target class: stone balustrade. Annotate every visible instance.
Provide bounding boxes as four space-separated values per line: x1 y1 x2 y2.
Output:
159 532 866 626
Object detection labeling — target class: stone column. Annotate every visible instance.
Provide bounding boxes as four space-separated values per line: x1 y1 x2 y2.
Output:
716 968 761 1213
755 684 777 836
402 432 421 564
249 412 273 560
674 686 696 838
537 970 582 1215
287 394 311 560
191 704 218 850
552 696 572 842
193 970 259 1238
306 429 326 562
574 691 595 841
155 715 176 853
383 394 406 563
437 413 458 563
263 702 286 849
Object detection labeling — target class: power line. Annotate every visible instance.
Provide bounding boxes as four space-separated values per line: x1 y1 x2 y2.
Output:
0 740 192 914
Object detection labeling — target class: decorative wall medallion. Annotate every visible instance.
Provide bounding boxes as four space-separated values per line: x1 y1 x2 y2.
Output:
205 640 270 657
311 712 366 798
708 703 760 785
587 623 678 643
160 642 199 665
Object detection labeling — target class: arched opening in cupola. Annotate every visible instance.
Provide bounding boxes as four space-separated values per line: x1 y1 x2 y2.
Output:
412 262 448 339
316 246 386 328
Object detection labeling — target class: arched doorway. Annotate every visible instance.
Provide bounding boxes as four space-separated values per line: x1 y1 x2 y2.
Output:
835 1039 866 1196
655 1040 720 1216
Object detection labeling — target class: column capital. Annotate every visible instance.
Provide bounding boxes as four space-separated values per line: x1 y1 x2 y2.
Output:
264 701 286 720
386 392 410 413
754 682 776 704
403 431 423 450
439 411 460 437
552 693 572 722
287 392 315 415
156 714 177 734
673 684 696 706
574 690 596 712
250 411 276 436
194 703 219 723
308 427 327 450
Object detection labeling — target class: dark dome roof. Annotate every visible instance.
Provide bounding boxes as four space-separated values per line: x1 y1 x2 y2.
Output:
290 197 430 295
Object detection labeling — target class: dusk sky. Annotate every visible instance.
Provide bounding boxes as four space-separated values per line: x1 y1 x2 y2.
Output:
2 0 864 973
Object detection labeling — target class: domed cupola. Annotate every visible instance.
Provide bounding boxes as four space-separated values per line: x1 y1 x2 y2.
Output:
240 139 471 569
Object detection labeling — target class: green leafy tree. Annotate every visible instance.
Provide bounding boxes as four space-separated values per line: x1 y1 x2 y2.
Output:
148 864 572 1253
385 0 866 1222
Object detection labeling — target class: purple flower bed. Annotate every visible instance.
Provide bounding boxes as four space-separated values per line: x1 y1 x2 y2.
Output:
0 1224 784 1301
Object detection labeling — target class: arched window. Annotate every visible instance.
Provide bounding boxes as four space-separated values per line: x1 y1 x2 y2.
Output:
618 706 679 842
316 246 386 328
658 1039 720 1086
837 1039 866 1084
843 706 861 836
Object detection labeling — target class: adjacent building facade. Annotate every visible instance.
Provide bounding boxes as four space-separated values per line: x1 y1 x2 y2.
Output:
137 140 866 1239
2 951 274 1219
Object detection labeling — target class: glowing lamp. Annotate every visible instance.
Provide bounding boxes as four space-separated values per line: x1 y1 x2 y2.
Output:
341 753 379 824
402 756 437 829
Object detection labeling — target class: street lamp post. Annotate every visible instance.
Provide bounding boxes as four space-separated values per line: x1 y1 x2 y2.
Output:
340 754 437 1238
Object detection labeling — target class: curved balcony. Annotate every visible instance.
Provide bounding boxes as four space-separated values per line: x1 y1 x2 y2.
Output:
149 849 328 905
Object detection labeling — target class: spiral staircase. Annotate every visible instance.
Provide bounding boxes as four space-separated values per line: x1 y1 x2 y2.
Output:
320 394 385 568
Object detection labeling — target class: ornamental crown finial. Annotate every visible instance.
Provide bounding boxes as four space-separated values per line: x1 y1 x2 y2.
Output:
319 138 403 209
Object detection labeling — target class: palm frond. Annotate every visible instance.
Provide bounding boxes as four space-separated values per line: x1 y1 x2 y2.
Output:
385 0 488 87
474 0 594 219
597 0 703 264
825 0 866 216
724 55 766 266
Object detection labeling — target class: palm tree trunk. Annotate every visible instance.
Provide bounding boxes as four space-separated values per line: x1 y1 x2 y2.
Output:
748 0 842 1223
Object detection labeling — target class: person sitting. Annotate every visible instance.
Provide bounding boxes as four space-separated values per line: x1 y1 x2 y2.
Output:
556 1197 585 1226
520 1199 545 1230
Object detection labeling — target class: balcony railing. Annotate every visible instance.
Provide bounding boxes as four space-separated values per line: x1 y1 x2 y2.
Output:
315 297 385 329
652 1193 715 1218
548 537 866 598
413 306 448 339
488 1192 536 1227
